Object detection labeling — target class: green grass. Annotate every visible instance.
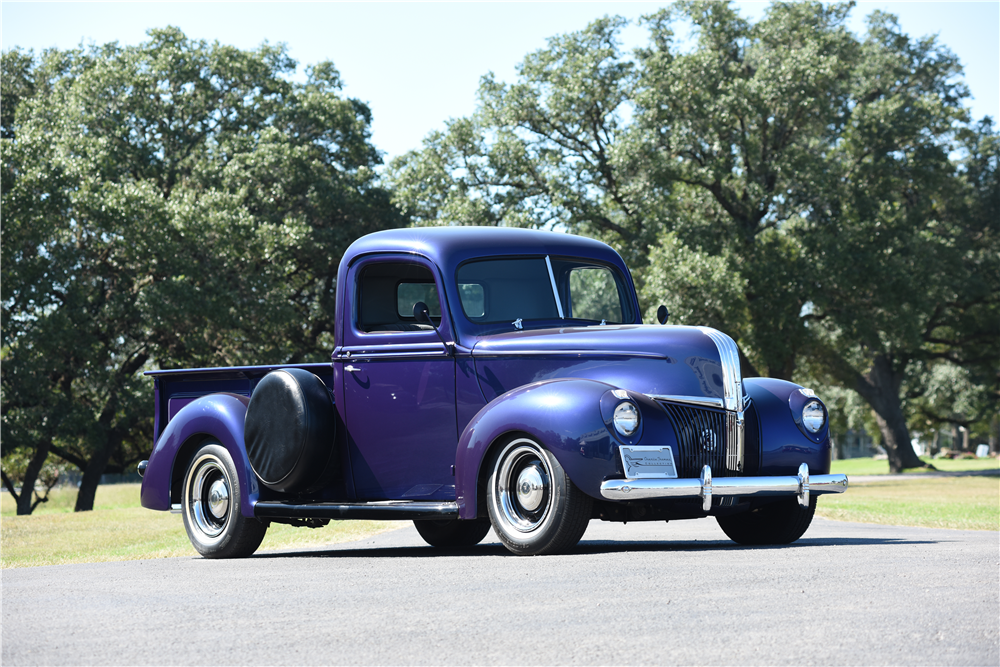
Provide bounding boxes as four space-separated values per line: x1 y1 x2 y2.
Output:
831 455 1000 476
1 484 398 568
816 476 999 531
5 472 998 568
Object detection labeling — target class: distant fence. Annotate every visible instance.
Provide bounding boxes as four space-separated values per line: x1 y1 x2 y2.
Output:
57 470 143 488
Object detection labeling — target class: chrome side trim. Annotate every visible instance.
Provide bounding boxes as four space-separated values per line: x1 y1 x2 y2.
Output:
696 327 744 413
254 500 460 521
647 394 725 409
472 350 671 360
600 464 848 502
545 255 565 319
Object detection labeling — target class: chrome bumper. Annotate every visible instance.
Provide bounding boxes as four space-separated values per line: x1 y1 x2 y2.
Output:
600 463 848 511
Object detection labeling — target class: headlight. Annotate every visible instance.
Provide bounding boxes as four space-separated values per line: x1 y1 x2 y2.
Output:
789 388 828 439
613 402 640 436
802 400 826 433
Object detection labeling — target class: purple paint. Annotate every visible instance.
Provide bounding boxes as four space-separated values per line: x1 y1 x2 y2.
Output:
140 227 834 544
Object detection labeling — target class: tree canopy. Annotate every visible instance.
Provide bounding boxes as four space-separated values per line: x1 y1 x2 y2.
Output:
388 1 999 472
1 28 402 512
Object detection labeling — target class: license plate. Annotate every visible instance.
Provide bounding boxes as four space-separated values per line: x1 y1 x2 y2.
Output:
620 445 678 479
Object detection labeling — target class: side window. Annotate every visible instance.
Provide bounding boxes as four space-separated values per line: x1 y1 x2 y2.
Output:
567 267 623 323
358 262 441 333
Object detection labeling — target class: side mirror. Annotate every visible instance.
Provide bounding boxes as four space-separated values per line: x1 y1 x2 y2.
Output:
412 300 454 357
656 305 669 325
413 301 431 325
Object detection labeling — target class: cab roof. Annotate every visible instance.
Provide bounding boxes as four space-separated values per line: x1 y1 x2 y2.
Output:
341 227 626 274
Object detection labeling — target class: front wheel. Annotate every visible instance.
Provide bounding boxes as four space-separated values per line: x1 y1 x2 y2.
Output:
716 496 817 545
182 442 267 558
413 519 491 548
486 437 592 556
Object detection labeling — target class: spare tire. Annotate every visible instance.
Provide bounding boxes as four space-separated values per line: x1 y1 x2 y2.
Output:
244 368 337 493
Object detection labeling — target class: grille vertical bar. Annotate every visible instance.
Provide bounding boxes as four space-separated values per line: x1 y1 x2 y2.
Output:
662 402 739 478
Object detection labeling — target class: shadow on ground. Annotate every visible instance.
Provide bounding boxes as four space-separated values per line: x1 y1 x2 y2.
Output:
245 535 937 561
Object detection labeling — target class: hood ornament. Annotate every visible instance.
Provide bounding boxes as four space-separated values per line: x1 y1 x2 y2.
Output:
512 318 523 330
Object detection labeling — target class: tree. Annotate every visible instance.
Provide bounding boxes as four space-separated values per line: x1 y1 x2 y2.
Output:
803 108 999 470
390 1 997 472
387 17 665 269
634 1 862 379
1 29 403 513
641 5 997 471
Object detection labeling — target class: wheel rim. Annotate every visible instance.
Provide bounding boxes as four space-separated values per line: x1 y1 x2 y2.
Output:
186 455 230 539
494 441 551 533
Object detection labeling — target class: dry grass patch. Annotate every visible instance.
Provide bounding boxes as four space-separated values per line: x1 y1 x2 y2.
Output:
1 483 398 568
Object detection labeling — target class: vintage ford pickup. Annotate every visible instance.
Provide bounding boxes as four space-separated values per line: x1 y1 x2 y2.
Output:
138 227 847 557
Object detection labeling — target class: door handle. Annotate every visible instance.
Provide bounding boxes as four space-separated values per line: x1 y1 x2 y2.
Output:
344 365 361 373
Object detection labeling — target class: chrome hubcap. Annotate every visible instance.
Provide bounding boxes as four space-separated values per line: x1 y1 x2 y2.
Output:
208 479 229 519
495 442 551 533
516 464 546 511
186 456 229 539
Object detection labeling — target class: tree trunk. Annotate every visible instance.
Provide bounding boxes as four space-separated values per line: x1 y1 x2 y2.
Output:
74 443 113 512
16 442 51 516
872 408 923 473
852 354 929 473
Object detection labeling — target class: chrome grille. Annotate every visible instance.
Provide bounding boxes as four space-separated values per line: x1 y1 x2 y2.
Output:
661 402 742 478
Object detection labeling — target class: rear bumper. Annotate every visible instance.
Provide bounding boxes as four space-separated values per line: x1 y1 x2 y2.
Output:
599 463 848 511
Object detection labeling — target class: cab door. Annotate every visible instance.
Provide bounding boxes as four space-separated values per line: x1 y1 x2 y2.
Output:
336 256 458 501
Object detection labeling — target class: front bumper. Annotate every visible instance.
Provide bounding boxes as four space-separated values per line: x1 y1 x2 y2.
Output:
600 463 848 511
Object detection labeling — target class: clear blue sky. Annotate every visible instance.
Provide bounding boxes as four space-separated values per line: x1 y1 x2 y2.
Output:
3 2 997 162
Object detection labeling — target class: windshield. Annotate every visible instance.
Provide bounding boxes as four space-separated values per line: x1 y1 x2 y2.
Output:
456 256 632 325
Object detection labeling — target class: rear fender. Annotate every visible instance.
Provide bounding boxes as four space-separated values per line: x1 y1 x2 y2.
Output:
456 378 643 519
139 393 259 517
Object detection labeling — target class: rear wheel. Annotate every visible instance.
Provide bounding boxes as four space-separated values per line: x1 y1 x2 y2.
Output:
413 519 491 548
182 442 267 558
486 437 592 556
716 496 816 545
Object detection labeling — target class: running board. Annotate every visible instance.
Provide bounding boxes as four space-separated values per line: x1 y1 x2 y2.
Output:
253 500 459 521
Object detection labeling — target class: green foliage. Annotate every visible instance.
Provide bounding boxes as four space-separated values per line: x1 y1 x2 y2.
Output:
387 17 664 269
391 1 998 472
641 232 747 336
1 29 402 511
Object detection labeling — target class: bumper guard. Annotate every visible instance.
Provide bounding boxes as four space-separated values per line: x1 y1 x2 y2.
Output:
600 463 848 511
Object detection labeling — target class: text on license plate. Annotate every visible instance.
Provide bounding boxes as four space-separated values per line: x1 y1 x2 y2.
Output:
619 445 678 479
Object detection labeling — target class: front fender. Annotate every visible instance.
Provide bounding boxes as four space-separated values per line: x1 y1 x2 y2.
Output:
454 378 676 519
745 378 832 474
139 393 259 517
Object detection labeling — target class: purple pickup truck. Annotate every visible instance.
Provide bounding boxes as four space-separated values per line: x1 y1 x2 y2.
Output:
138 227 847 557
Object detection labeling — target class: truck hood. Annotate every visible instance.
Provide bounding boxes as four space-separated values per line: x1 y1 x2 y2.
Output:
469 324 743 405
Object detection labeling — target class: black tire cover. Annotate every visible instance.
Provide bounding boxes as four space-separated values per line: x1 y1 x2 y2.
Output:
244 368 336 493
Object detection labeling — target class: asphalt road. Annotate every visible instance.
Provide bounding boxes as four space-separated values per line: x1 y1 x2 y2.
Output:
3 517 997 666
